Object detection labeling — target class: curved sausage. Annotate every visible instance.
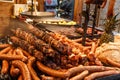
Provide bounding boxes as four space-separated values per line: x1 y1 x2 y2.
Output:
0 46 12 55
69 70 89 80
41 75 55 80
0 44 11 49
10 65 20 77
7 48 14 55
67 65 115 76
36 61 68 78
18 75 23 80
27 57 40 80
84 70 120 80
15 48 24 56
90 42 96 53
1 60 9 74
12 60 31 80
0 54 27 62
19 48 31 58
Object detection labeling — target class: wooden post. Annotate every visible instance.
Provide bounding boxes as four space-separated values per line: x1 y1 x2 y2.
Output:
73 0 83 24
107 0 116 18
37 0 44 11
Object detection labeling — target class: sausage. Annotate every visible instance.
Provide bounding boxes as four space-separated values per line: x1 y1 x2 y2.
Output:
41 75 55 80
20 48 31 58
86 38 93 42
83 46 91 51
12 49 17 55
83 46 91 54
73 38 92 43
0 54 27 62
1 60 9 74
7 48 14 55
96 39 100 47
67 65 115 76
18 75 23 80
12 60 31 80
0 44 11 49
90 42 96 53
84 70 120 80
85 42 93 46
36 61 69 78
15 48 24 56
0 46 12 55
69 70 89 80
27 57 40 80
87 42 97 62
10 65 20 77
94 58 103 66
72 38 82 43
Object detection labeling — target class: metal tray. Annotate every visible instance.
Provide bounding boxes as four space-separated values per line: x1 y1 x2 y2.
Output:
21 11 55 18
34 17 77 26
96 74 120 80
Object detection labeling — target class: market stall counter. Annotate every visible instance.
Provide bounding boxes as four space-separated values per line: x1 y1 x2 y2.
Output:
0 18 120 80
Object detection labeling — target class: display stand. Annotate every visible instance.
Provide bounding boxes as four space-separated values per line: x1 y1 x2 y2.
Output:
82 0 104 46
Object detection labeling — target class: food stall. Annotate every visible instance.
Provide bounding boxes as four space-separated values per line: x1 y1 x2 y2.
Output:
0 0 120 80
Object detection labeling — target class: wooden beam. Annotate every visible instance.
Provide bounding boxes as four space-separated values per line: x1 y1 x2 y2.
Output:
37 0 44 11
73 0 83 24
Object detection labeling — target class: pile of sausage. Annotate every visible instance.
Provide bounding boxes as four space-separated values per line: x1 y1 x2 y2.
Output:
11 28 87 68
0 26 120 80
0 44 120 80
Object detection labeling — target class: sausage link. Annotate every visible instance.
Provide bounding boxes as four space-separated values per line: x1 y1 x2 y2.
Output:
19 48 31 58
67 65 115 76
15 48 24 56
18 75 23 80
69 70 89 80
0 46 12 55
10 65 20 77
0 44 11 49
0 54 27 62
36 61 68 78
12 60 31 80
7 48 13 55
27 57 40 80
84 70 120 80
1 60 9 74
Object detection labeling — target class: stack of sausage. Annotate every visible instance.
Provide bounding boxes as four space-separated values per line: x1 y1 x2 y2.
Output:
0 43 120 80
26 25 102 66
11 28 87 68
0 26 120 80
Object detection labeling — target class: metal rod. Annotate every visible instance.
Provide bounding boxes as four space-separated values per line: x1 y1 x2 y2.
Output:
96 7 100 27
82 4 90 46
91 4 99 38
31 0 34 14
